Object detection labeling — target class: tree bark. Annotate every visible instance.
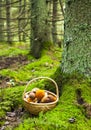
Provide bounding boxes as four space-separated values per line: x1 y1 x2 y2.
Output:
52 0 58 44
61 0 91 77
18 0 22 42
59 0 64 16
31 0 51 58
22 0 26 42
6 0 12 44
0 0 4 42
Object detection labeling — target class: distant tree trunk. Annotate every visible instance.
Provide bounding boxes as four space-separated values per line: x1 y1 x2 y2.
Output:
45 1 53 43
0 0 4 42
22 0 26 42
18 0 22 42
52 0 58 44
6 0 12 44
61 0 91 77
31 0 51 58
59 0 64 16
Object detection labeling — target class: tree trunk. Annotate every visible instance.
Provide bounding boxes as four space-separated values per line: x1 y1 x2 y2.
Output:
59 0 64 16
22 0 26 42
18 0 22 42
52 0 58 44
31 0 51 58
6 0 12 44
0 0 4 42
61 0 91 77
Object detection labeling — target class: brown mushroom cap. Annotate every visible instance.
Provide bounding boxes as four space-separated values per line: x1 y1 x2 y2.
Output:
29 92 36 99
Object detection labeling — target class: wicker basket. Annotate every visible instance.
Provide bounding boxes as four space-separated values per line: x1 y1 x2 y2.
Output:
23 77 59 115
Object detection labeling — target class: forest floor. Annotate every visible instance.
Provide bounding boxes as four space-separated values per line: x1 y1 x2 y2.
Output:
0 43 61 130
0 43 91 130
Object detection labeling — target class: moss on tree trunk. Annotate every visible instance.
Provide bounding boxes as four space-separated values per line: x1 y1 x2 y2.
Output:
61 0 91 77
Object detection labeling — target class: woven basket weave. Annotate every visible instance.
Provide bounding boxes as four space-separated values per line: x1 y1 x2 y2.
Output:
23 77 59 115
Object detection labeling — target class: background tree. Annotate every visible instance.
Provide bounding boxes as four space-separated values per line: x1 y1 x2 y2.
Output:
0 0 64 46
61 0 91 77
6 0 12 44
22 0 26 42
52 0 58 44
30 0 52 58
18 0 22 42
51 0 64 47
59 0 64 16
0 0 4 42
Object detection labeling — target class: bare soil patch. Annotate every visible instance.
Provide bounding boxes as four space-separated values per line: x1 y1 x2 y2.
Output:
0 54 29 70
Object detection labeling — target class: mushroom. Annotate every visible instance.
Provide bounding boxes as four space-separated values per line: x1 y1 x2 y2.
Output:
29 92 36 100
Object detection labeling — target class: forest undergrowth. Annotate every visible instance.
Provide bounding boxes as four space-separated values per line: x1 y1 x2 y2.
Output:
0 43 91 130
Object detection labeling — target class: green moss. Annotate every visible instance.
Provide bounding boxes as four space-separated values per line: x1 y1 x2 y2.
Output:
0 86 24 114
0 49 60 82
14 75 91 130
0 86 25 126
0 43 91 130
0 42 30 57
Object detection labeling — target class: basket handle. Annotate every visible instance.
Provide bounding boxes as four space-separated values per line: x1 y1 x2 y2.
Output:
23 77 59 99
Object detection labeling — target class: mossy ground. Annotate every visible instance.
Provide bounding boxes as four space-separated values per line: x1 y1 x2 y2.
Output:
0 42 91 130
